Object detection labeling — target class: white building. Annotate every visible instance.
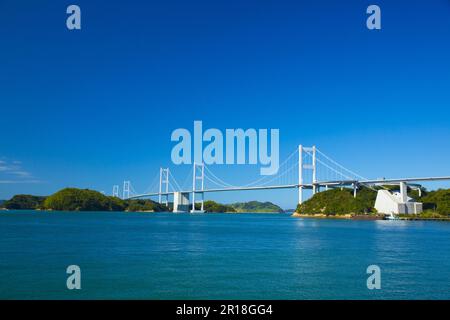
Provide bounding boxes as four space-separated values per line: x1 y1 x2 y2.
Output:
374 182 422 214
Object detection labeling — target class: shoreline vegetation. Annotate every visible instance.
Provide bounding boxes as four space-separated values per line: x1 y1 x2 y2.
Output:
292 186 450 221
291 213 385 220
0 188 284 214
0 186 449 220
195 200 284 213
1 188 169 213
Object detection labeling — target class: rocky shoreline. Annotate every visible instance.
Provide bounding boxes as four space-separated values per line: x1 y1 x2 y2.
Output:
291 212 385 220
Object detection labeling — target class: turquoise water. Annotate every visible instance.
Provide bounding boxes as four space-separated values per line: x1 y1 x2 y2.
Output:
0 211 450 300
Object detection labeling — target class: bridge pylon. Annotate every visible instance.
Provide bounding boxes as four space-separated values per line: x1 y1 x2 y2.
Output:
112 185 119 197
298 145 317 204
123 181 130 199
159 168 169 205
191 162 205 212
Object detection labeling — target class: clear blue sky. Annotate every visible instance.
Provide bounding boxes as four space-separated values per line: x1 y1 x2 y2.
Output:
1 0 449 208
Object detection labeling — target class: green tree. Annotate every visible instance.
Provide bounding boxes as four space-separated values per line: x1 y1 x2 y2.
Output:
194 200 236 213
420 189 450 215
125 199 169 212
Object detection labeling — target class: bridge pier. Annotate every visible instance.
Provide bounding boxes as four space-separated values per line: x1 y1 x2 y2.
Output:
173 192 190 212
399 181 408 203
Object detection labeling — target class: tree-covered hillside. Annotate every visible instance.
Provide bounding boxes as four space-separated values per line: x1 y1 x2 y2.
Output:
3 195 47 210
420 189 450 215
43 188 125 211
194 200 282 213
296 187 377 215
231 201 284 213
41 188 168 212
126 199 168 212
295 186 450 216
195 200 236 213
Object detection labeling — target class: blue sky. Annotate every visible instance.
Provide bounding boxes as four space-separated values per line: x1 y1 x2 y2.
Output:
1 0 449 208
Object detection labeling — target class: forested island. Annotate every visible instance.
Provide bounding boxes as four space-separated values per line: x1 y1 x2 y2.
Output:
1 188 168 212
0 188 284 213
231 201 284 213
196 200 284 213
2 186 448 217
294 186 450 219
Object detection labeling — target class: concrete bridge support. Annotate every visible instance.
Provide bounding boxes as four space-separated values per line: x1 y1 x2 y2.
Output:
173 192 190 212
399 181 408 203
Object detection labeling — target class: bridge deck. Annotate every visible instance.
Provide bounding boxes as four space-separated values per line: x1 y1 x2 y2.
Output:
128 176 450 199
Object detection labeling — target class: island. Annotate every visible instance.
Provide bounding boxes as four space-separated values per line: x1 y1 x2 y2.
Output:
292 186 450 220
1 195 46 210
230 201 284 213
1 188 168 212
1 186 448 219
194 200 284 213
0 188 284 214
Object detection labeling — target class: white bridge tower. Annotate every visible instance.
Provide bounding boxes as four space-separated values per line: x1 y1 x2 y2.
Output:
191 162 205 212
298 145 317 204
112 185 119 197
159 168 169 206
123 181 130 199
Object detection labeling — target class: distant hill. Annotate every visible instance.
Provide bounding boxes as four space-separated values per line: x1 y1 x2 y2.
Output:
194 200 283 213
195 200 236 213
230 201 284 213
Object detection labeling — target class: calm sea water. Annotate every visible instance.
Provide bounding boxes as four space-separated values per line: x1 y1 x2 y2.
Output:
0 211 449 300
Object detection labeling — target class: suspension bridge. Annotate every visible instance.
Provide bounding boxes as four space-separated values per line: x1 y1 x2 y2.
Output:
111 146 450 213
